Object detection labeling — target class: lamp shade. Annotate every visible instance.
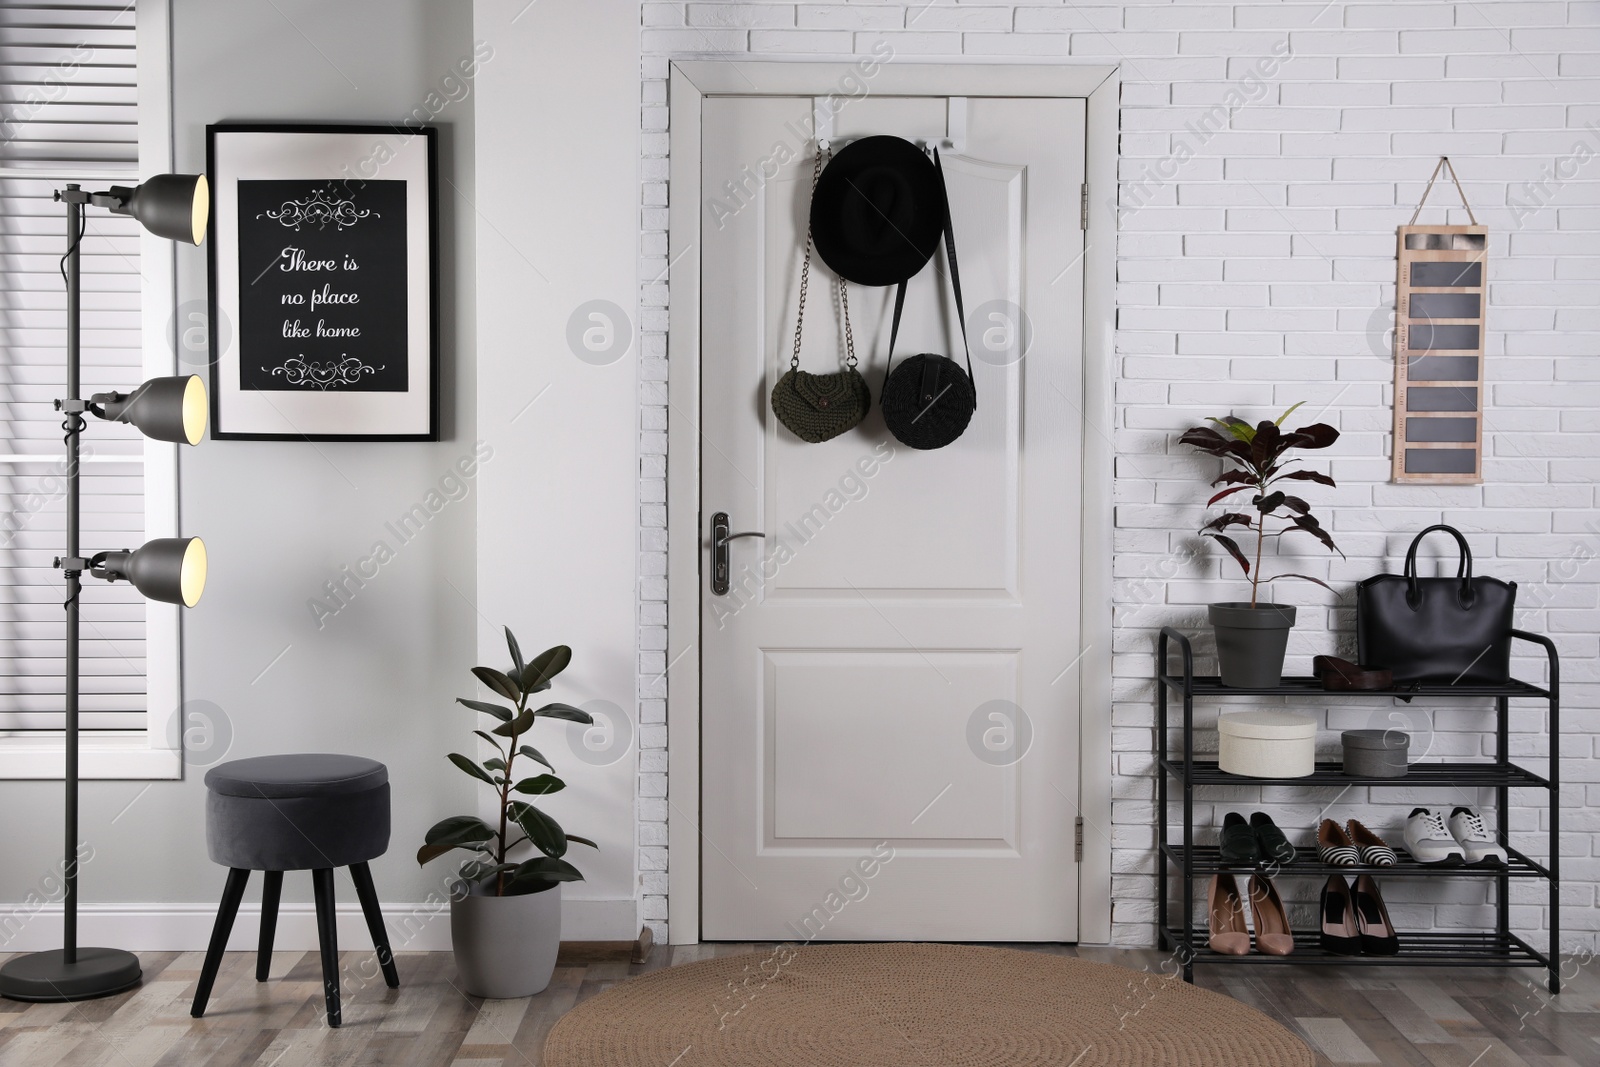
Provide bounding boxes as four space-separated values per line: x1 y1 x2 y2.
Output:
112 174 208 245
99 375 207 445
98 537 207 607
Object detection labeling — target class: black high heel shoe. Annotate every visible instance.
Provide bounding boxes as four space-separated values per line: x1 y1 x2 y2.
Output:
1351 874 1400 955
1319 874 1361 955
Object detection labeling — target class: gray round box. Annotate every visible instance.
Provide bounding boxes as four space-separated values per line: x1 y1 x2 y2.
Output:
1341 729 1410 777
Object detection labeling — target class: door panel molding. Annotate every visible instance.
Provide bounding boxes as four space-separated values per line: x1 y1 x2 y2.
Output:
667 60 1120 946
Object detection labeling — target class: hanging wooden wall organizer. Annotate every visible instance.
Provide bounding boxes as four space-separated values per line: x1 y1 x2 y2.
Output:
1393 157 1486 485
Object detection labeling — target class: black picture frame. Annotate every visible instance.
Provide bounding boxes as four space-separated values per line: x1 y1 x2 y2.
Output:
206 123 440 441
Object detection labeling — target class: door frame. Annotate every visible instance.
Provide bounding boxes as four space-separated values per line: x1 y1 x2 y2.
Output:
666 60 1120 946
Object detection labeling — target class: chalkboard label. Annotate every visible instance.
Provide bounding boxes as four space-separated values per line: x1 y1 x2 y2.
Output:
236 179 408 392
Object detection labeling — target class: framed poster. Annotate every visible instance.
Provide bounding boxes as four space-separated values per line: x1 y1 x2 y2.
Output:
206 124 439 440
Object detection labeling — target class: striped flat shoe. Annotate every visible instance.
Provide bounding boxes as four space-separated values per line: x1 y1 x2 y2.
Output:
1347 818 1398 866
1317 818 1359 866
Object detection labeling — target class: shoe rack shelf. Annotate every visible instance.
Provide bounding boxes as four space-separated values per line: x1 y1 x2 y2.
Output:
1156 626 1560 993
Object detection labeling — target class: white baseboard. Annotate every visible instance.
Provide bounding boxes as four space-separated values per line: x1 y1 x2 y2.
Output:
0 898 639 954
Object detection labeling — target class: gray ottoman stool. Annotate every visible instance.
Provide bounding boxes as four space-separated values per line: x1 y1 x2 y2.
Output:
191 753 398 1027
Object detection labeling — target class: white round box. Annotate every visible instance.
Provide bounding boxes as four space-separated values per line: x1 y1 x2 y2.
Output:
1217 711 1317 778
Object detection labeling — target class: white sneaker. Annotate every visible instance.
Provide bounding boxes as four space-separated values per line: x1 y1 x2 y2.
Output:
1448 806 1505 865
1403 808 1465 865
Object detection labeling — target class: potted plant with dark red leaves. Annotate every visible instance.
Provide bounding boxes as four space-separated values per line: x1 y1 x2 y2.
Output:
1179 402 1343 687
418 628 597 998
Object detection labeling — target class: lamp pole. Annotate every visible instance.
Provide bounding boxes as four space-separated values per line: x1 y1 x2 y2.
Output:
63 184 82 967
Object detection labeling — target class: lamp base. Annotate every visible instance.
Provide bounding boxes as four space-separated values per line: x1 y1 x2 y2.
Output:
0 948 141 1002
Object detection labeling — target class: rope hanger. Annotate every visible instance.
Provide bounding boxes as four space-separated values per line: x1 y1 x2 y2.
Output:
1409 156 1478 227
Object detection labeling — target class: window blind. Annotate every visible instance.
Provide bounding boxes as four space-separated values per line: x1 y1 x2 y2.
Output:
0 1 146 736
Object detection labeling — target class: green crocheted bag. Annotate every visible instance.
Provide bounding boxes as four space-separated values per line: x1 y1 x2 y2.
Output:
771 366 871 444
771 146 869 445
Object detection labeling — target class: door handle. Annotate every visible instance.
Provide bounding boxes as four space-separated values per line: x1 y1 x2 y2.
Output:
711 511 764 596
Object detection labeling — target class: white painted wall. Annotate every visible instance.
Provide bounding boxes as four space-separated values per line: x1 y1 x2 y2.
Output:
472 0 643 938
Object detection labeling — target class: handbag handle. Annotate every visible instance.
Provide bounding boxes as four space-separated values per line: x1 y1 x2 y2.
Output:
792 146 857 372
1402 524 1475 609
884 148 973 399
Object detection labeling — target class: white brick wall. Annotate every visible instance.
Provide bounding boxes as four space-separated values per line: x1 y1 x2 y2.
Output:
635 1 1600 951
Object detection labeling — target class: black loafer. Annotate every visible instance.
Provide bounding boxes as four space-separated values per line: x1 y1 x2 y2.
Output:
1251 812 1296 866
1218 812 1262 865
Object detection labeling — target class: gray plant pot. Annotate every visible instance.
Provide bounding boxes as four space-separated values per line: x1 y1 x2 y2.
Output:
450 880 561 998
1208 602 1297 688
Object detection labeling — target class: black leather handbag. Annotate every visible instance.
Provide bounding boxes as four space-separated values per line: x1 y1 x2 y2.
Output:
1356 525 1517 685
880 149 976 451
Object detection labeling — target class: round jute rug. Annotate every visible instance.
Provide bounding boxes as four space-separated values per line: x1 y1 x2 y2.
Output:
543 942 1313 1066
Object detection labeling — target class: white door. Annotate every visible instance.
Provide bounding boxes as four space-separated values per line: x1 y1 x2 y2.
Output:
699 95 1086 941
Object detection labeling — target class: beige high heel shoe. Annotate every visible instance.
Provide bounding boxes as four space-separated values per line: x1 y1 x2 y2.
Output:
1207 874 1250 956
1248 873 1295 956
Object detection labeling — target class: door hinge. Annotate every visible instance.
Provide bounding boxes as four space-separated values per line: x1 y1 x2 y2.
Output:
1079 183 1089 231
1074 816 1084 862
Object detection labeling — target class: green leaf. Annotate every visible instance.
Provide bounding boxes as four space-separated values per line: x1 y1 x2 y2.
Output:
458 697 514 722
566 835 600 850
447 752 496 786
473 729 505 752
1207 415 1256 443
484 758 506 773
504 627 525 678
535 702 594 725
513 774 566 796
522 645 571 692
507 856 584 891
492 707 535 738
518 744 554 771
472 666 521 702
1274 401 1305 426
417 815 495 865
510 801 567 858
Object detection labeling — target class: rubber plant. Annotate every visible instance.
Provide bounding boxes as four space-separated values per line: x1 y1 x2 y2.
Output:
417 628 597 896
1179 402 1344 607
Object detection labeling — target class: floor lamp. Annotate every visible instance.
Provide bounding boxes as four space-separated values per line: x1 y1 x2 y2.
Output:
0 174 211 1002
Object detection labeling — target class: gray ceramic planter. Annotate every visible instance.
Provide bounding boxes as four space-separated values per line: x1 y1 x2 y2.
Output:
450 881 561 998
1208 602 1297 688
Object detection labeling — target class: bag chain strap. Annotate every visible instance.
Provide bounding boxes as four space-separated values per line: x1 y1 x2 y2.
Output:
791 146 856 372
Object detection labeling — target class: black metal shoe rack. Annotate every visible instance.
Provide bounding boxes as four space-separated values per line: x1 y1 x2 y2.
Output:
1157 626 1560 993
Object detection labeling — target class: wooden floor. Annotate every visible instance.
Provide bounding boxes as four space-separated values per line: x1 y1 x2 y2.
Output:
0 944 1595 1066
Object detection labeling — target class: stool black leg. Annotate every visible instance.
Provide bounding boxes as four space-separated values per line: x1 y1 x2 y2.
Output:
191 867 250 1018
348 862 400 988
311 867 341 1027
256 870 283 982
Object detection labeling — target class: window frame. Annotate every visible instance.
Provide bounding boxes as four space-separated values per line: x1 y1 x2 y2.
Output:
0 0 181 779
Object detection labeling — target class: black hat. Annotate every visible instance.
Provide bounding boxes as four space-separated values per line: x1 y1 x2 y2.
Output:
811 135 945 287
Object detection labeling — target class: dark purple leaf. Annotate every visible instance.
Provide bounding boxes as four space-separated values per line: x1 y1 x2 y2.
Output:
1201 512 1253 532
1205 532 1251 576
1281 495 1310 515
1275 469 1336 487
1210 469 1256 487
1285 514 1344 557
1286 422 1339 449
1253 491 1286 514
1249 421 1281 467
1208 485 1254 506
1259 572 1334 591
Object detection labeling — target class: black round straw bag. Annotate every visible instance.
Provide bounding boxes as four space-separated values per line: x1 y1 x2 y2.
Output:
880 149 976 451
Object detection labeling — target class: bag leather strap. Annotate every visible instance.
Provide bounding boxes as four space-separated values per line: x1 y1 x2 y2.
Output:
1402 523 1475 609
885 148 973 399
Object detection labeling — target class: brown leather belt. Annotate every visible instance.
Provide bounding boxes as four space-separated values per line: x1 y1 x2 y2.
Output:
1313 655 1394 692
